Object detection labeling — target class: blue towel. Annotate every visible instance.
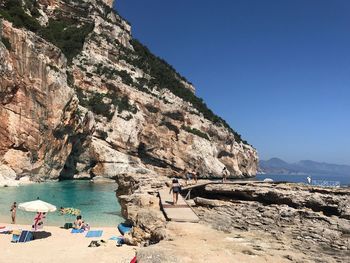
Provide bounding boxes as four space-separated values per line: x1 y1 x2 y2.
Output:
11 234 20 243
109 236 124 245
85 230 103 238
18 231 33 243
71 229 84 234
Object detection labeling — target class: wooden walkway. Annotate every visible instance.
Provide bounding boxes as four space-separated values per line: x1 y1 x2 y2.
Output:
181 180 264 191
158 189 199 223
159 180 280 222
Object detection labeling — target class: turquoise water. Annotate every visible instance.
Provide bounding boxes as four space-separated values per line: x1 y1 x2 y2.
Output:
0 181 123 227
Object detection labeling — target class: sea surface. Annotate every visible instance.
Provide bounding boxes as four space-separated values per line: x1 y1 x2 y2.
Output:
256 173 350 187
0 180 123 227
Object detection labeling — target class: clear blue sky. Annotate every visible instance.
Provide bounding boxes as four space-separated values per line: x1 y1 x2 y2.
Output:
115 0 350 165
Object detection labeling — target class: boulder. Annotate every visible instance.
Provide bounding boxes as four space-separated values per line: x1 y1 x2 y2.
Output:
0 164 18 187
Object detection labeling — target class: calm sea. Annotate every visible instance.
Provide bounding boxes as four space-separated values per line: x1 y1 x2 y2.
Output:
0 180 123 227
256 173 350 187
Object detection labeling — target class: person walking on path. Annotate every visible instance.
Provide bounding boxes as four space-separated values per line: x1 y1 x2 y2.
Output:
169 178 181 205
10 202 17 224
194 170 199 184
222 167 230 183
184 170 192 186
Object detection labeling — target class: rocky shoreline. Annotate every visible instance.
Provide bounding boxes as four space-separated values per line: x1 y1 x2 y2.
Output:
191 182 350 262
99 171 349 262
114 176 350 262
1 172 349 262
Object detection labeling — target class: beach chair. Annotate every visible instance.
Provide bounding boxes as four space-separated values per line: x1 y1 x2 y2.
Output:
18 230 33 243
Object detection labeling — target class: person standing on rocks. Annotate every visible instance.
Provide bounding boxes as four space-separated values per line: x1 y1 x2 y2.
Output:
222 167 229 183
10 202 17 224
194 170 199 184
307 176 312 185
169 178 181 205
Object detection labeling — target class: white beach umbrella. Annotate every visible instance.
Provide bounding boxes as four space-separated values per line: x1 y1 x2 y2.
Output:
18 200 57 213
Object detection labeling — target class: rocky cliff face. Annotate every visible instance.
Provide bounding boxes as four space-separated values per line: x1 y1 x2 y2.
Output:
0 0 258 184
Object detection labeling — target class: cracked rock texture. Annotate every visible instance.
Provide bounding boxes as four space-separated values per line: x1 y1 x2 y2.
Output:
193 182 350 263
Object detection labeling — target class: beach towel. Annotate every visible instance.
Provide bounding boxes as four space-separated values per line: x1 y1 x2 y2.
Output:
109 236 125 246
18 230 33 243
11 234 20 243
71 228 85 234
0 226 12 234
85 230 103 238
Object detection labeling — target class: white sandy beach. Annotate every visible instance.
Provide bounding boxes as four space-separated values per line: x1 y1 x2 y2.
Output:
0 221 311 263
0 223 136 263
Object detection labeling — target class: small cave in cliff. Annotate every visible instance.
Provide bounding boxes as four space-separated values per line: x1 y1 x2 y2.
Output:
59 135 92 180
137 142 167 168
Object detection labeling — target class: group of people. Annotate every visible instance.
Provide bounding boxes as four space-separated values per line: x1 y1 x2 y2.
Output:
10 202 47 231
169 167 230 205
9 203 87 231
60 207 89 230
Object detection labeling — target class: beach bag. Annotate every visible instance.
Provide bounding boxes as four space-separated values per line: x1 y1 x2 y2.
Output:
64 223 73 229
88 240 100 247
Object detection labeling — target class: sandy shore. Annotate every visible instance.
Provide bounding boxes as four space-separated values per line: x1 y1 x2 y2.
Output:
1 220 320 263
0 223 136 263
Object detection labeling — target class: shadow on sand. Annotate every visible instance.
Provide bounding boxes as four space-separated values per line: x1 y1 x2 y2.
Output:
33 231 52 240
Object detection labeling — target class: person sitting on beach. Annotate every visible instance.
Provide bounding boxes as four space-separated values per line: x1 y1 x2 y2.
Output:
73 215 85 230
169 178 181 205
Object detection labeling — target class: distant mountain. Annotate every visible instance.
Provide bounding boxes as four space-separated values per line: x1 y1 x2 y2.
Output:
259 158 350 176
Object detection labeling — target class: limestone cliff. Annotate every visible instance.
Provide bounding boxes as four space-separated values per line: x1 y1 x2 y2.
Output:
0 0 258 183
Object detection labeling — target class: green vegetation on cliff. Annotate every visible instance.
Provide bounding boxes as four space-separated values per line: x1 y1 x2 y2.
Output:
182 125 210 141
41 19 94 62
0 0 247 144
0 0 94 62
0 0 41 32
129 39 246 143
75 87 137 121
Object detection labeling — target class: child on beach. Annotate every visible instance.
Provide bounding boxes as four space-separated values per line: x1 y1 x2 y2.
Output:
10 202 16 224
